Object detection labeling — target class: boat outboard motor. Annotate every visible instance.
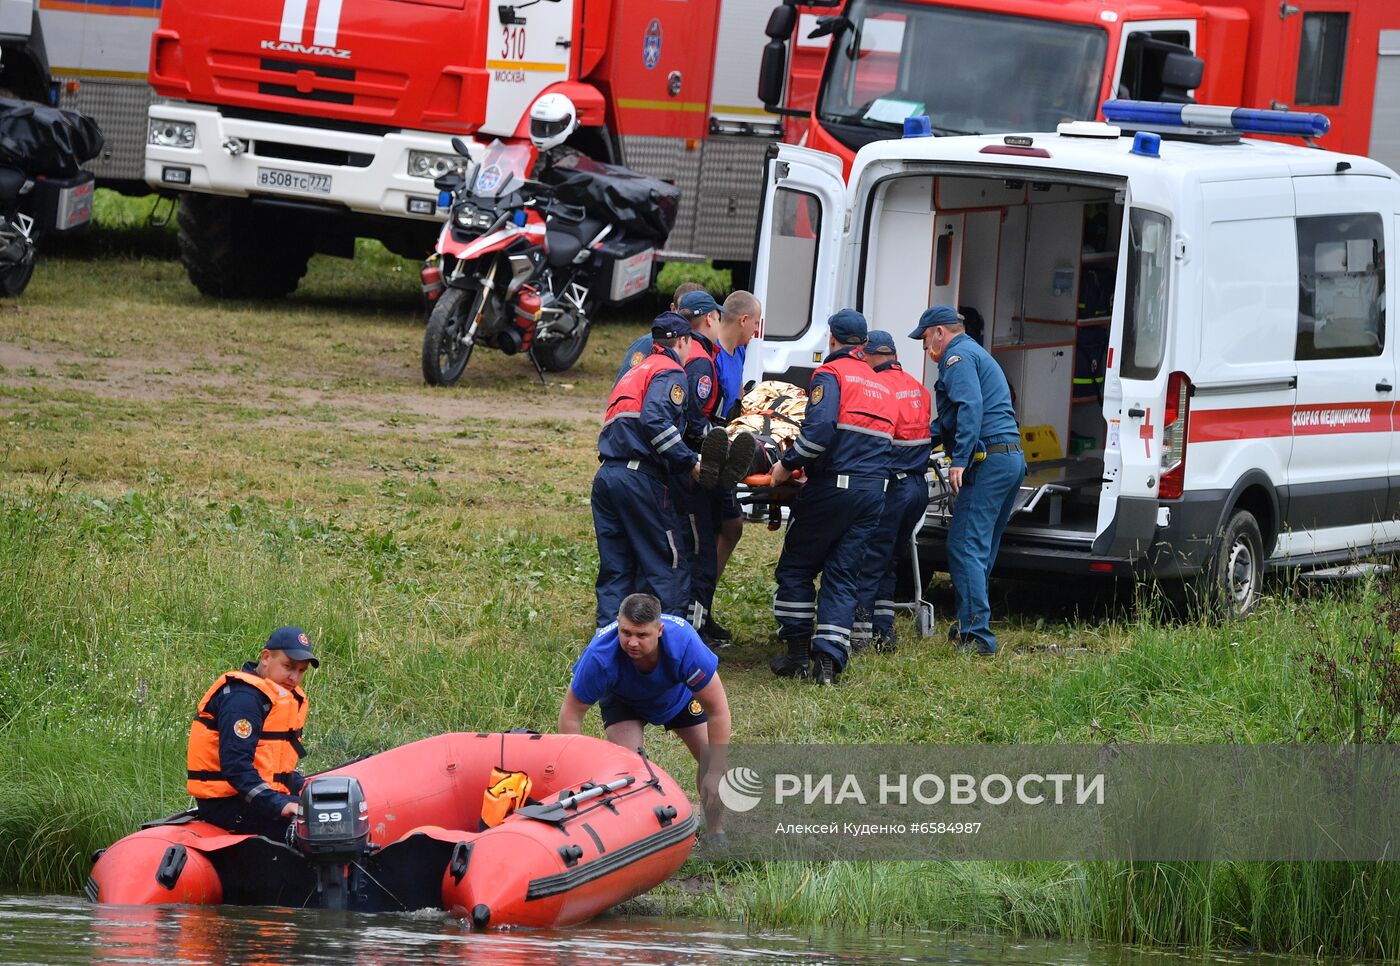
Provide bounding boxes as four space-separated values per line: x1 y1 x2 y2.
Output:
292 776 372 909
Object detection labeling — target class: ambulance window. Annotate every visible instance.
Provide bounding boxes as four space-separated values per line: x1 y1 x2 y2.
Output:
763 188 822 340
1295 213 1384 360
1295 13 1349 106
1121 209 1170 380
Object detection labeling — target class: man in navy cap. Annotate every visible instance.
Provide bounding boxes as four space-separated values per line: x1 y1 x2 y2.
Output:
615 283 709 384
767 309 896 684
853 329 932 653
910 305 1025 655
672 288 754 644
593 311 704 626
186 626 320 839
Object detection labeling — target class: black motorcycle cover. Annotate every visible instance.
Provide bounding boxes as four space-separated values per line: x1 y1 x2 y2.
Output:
541 155 679 244
0 98 104 178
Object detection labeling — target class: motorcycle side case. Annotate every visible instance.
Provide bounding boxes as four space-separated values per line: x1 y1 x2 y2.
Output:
592 236 655 304
26 171 95 235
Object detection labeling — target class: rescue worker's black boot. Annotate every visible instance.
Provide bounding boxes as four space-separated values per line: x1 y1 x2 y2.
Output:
813 653 837 686
717 431 758 490
769 638 810 678
698 428 730 489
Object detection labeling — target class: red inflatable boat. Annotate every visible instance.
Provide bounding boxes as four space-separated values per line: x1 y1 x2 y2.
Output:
88 732 697 927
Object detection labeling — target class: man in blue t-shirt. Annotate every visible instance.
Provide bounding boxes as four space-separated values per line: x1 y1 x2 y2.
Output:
558 593 732 836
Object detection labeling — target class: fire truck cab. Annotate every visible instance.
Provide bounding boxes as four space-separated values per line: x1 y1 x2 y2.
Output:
761 0 1400 177
747 102 1400 613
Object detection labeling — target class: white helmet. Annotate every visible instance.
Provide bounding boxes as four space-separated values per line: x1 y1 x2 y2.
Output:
529 93 578 152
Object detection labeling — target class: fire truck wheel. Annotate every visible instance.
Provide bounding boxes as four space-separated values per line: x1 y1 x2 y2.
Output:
177 195 313 299
532 312 592 372
1205 509 1264 619
422 287 476 386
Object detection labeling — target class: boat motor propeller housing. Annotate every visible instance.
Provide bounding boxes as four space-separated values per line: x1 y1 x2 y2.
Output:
293 776 372 909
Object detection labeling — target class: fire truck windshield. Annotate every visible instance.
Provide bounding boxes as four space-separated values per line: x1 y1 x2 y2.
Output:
815 1 1108 149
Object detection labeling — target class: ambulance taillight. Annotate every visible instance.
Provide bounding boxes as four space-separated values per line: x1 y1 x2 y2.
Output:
1158 371 1192 500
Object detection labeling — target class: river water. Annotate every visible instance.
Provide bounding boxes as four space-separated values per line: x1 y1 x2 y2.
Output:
0 895 1367 965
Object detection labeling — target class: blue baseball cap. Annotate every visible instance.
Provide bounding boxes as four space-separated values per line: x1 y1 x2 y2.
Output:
909 305 965 339
828 308 867 345
651 311 694 340
676 290 723 318
864 329 897 354
265 626 319 667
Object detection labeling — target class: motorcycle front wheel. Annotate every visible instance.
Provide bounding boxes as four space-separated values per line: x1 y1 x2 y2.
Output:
421 286 480 386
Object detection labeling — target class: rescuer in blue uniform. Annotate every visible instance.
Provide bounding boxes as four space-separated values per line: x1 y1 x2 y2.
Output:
912 305 1025 655
853 330 932 653
673 290 732 640
593 312 702 626
768 309 896 684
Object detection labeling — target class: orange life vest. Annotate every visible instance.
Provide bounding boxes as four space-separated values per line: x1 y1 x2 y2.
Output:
186 670 308 800
479 767 534 829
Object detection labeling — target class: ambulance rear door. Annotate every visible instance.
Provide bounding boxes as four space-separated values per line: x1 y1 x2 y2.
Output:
747 144 849 389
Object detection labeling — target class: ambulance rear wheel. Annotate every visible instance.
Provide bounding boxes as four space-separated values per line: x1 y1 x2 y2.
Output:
1206 509 1264 619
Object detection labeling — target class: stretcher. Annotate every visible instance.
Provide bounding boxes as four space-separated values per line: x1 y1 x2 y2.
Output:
731 380 938 638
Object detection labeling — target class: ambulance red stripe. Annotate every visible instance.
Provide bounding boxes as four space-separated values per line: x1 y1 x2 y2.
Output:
1188 403 1396 444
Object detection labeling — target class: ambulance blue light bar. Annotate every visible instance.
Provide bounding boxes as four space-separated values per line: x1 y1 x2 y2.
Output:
1101 100 1330 139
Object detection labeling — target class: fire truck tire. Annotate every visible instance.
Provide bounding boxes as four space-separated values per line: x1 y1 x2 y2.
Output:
178 195 313 299
421 287 476 386
1202 509 1264 619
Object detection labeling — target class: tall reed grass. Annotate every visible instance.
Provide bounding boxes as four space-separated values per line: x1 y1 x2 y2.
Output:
4 477 1399 955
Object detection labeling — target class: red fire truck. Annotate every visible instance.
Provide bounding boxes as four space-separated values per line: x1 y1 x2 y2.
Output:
760 0 1400 174
143 0 778 298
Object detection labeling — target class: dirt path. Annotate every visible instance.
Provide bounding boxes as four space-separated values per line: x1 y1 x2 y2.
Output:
0 340 604 433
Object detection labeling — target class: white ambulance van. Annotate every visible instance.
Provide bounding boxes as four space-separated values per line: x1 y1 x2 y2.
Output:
746 102 1400 615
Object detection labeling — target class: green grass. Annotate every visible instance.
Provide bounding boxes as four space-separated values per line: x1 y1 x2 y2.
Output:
2 231 1400 956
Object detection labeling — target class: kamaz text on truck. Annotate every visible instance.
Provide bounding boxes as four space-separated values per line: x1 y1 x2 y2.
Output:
758 0 1400 175
143 0 778 299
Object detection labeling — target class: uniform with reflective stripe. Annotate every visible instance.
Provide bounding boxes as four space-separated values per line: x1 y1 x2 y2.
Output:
593 344 696 625
599 345 698 474
187 668 307 801
780 347 895 483
855 360 933 643
773 346 895 671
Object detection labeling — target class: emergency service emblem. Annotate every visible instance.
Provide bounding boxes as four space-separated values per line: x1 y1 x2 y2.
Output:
697 375 712 400
811 385 824 405
946 355 962 367
629 351 644 369
643 19 662 70
298 632 310 646
689 699 702 716
670 384 685 405
233 719 253 739
476 164 503 193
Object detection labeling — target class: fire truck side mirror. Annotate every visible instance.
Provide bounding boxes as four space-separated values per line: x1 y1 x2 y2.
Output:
764 5 796 40
450 136 471 158
758 40 788 110
1161 51 1205 95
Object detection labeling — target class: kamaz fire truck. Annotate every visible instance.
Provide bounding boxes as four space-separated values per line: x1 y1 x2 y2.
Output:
139 0 779 298
761 0 1399 172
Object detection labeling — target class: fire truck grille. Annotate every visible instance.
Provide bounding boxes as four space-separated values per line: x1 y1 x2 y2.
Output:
253 141 374 168
257 59 356 106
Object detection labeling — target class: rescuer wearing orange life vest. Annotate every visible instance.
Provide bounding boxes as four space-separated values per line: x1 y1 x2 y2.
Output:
186 626 319 839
